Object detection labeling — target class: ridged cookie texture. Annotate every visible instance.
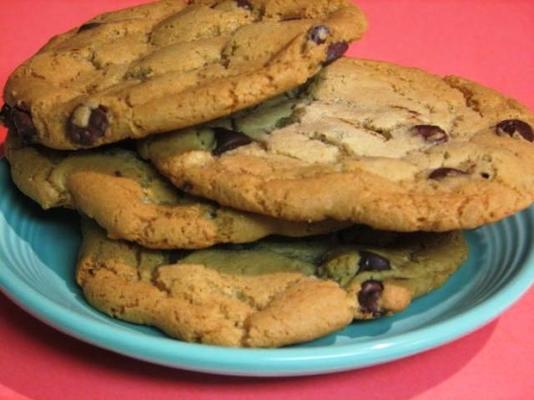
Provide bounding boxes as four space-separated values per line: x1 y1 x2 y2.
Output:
1 0 366 150
4 134 345 249
76 219 467 347
141 58 534 232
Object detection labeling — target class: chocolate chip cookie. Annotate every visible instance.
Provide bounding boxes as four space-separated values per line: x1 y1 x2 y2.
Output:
141 58 534 232
1 0 366 149
5 134 344 249
77 219 467 347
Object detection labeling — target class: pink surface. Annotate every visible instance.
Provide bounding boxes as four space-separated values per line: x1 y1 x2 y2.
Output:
0 1 533 399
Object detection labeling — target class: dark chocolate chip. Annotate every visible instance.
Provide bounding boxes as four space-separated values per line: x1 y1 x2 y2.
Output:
67 105 109 146
78 22 102 32
324 42 348 65
89 106 108 131
11 105 37 144
212 127 252 156
411 125 448 144
308 25 330 44
235 0 252 10
168 250 192 264
358 250 391 273
358 280 384 315
496 119 533 142
114 171 123 177
428 167 467 180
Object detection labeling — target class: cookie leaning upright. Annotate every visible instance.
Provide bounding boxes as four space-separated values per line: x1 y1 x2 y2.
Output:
1 0 367 150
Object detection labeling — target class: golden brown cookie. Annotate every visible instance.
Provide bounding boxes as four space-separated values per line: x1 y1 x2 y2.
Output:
76 220 467 347
141 58 534 231
1 0 366 149
4 134 344 249
76 219 355 347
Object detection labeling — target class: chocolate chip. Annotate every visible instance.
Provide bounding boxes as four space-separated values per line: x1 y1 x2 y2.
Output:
308 25 330 44
67 105 109 146
412 125 448 144
11 105 37 144
428 167 467 180
358 280 384 315
1 104 38 144
324 42 348 65
114 171 123 177
78 22 102 32
358 250 391 273
212 127 252 156
496 119 533 142
235 0 252 10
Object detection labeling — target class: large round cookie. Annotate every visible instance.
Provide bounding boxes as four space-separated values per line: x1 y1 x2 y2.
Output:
77 219 467 347
1 0 366 150
141 58 534 231
5 134 344 249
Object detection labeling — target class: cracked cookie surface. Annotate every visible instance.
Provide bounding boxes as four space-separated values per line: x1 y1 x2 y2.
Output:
1 0 366 150
76 219 467 347
141 58 534 231
5 134 344 249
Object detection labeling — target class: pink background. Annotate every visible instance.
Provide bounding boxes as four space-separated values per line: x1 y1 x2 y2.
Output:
0 1 533 399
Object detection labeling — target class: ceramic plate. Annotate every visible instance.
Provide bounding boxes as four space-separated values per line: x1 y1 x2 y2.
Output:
0 159 533 376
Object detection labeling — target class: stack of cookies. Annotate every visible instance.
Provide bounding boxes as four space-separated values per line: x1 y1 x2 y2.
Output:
1 0 533 347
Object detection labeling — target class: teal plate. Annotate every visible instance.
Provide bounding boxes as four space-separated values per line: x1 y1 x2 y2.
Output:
0 159 533 377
